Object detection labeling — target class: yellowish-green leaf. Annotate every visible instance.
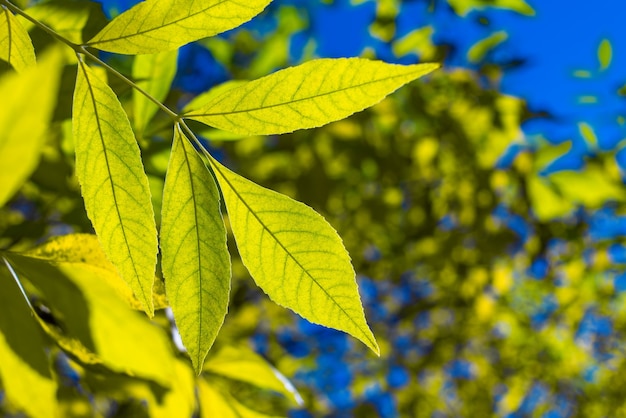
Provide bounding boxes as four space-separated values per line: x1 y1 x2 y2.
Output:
392 26 436 60
467 31 508 63
204 345 302 405
26 233 168 311
0 7 35 72
447 0 534 16
0 261 58 418
549 166 626 208
198 379 283 418
578 122 597 149
185 58 440 136
19 0 108 44
184 80 248 114
132 50 178 135
209 158 379 354
0 47 63 207
598 38 612 71
161 125 231 374
527 175 575 221
4 254 175 387
533 140 572 173
73 60 158 316
87 0 273 54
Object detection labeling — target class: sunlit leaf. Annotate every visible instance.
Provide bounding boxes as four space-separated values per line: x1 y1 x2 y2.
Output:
392 26 436 60
73 60 158 316
198 379 282 418
548 166 626 208
578 122 597 149
0 47 62 207
4 254 175 387
161 125 231 374
467 31 508 63
527 175 575 221
132 49 178 135
87 0 273 54
204 345 302 405
0 7 35 71
185 58 439 135
0 261 58 418
598 38 612 71
447 0 534 16
26 234 168 311
19 0 108 44
209 158 379 354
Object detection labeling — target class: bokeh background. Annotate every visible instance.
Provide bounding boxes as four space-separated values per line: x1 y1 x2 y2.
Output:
5 0 626 416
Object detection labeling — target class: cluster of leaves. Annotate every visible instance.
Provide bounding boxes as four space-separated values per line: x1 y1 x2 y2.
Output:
0 0 441 416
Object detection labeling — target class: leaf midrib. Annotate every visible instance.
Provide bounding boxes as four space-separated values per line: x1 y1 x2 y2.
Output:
186 68 429 117
211 160 375 348
87 0 229 46
80 61 148 306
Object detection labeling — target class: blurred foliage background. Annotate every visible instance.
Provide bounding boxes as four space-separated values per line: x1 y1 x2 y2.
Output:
2 0 626 417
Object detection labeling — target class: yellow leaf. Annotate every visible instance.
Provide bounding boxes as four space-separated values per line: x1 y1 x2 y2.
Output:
198 379 283 418
0 260 58 418
0 47 63 207
549 166 626 208
132 50 178 135
5 254 175 387
73 60 158 316
87 0 272 54
161 125 231 374
0 7 35 72
185 58 439 135
467 31 508 63
204 345 302 405
209 158 379 354
598 38 612 71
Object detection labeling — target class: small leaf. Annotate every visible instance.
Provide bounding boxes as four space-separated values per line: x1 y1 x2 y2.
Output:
209 158 379 354
0 6 35 72
185 58 439 135
204 345 302 405
4 254 175 387
467 31 508 63
87 0 273 54
578 122 597 149
73 60 158 316
598 38 612 71
132 49 178 136
0 260 58 418
0 47 63 207
161 125 231 374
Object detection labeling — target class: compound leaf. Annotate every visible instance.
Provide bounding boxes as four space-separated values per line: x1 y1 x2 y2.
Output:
209 158 379 354
0 6 35 72
0 261 58 418
73 60 158 316
161 125 231 374
0 47 63 208
185 58 439 135
87 0 272 54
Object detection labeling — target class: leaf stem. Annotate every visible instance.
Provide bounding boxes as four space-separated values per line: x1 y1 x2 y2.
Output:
1 0 179 121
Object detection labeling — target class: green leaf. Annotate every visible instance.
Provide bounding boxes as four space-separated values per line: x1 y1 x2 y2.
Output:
527 175 575 221
0 260 58 418
578 122 597 149
548 166 626 208
447 0 534 16
0 47 63 208
467 31 508 63
73 60 158 316
185 58 439 136
209 158 379 354
26 233 168 311
86 0 273 54
204 345 302 405
132 49 178 136
0 6 35 72
598 38 612 71
19 0 108 44
198 379 283 418
161 125 231 374
4 254 175 387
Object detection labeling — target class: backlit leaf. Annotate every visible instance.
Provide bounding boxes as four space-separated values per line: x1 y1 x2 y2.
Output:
0 47 62 207
204 345 302 404
132 49 178 135
4 254 175 387
0 7 35 72
87 0 273 54
198 379 282 418
73 60 158 316
161 125 231 374
185 58 439 135
209 158 379 354
0 260 58 418
26 234 168 311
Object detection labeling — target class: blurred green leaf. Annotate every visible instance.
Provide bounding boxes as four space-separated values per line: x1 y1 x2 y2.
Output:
598 38 612 71
0 7 35 71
